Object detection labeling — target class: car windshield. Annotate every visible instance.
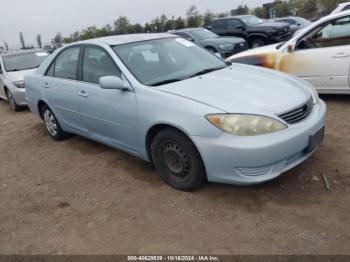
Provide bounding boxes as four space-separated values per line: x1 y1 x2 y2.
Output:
112 38 226 86
240 15 264 26
2 51 49 72
190 29 218 40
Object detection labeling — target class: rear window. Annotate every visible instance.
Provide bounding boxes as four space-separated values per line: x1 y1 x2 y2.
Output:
3 52 49 72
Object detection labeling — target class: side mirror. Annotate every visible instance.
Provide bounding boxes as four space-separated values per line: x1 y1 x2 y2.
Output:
287 43 295 53
99 76 130 91
236 26 245 31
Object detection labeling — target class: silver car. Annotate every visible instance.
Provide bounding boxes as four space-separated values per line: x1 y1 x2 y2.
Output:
0 50 49 111
25 34 326 191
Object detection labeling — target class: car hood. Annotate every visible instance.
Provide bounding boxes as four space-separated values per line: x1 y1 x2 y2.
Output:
250 21 289 30
199 37 245 45
226 43 280 69
155 64 311 114
6 68 37 81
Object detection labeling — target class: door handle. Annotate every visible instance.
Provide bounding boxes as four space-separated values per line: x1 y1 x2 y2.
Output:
332 52 349 58
42 82 50 88
78 90 88 98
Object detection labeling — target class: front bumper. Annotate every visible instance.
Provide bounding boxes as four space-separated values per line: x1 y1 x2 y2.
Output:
219 42 249 58
191 100 326 185
270 32 292 44
11 87 27 106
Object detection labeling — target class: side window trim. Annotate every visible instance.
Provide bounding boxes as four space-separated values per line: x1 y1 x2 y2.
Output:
79 44 122 85
296 14 350 51
44 45 82 80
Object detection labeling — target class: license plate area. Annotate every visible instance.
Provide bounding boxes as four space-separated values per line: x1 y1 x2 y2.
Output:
306 127 325 153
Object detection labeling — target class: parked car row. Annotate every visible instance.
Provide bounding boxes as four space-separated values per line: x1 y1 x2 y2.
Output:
227 10 350 94
0 50 49 110
169 28 248 58
1 11 339 191
20 34 326 191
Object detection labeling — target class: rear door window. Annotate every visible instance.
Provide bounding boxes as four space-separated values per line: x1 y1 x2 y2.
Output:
49 47 80 80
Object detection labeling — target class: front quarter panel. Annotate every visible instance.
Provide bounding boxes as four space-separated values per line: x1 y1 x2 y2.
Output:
136 86 225 160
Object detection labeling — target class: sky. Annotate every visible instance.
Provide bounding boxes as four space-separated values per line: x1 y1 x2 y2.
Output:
0 0 268 48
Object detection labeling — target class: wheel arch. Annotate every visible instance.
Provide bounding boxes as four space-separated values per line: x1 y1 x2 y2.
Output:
145 123 205 168
37 100 48 119
248 33 268 42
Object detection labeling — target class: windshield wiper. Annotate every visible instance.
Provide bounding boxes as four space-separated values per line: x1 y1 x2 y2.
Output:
150 78 184 87
186 66 226 79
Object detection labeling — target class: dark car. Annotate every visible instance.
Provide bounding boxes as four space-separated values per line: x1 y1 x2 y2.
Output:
211 15 292 48
274 16 311 35
170 28 248 58
43 44 59 54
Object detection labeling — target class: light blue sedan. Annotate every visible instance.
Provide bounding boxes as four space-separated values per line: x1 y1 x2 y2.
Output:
25 34 326 191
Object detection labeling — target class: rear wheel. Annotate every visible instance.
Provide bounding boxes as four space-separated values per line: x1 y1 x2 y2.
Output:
251 38 266 48
5 89 21 111
41 105 69 141
151 129 207 191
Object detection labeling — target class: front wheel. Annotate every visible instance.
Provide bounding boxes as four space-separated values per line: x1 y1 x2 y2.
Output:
151 129 207 191
5 89 21 111
41 105 69 141
250 38 266 48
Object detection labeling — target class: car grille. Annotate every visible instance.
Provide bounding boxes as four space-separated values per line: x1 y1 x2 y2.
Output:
277 27 292 40
278 98 313 124
237 165 272 177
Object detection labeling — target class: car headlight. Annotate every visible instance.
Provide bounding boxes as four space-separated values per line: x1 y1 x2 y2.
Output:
218 44 234 50
13 80 25 89
206 114 287 136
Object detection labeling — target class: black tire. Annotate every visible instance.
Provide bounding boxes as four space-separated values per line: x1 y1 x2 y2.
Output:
206 46 217 54
151 129 207 191
250 38 266 48
5 89 21 111
41 105 69 141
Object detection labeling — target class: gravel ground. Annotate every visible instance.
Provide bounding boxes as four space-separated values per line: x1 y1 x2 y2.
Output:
0 95 349 255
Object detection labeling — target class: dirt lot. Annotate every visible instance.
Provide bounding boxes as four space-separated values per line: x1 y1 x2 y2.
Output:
0 95 349 255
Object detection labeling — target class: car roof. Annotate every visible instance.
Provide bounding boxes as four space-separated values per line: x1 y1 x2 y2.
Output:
171 28 204 33
318 9 350 22
338 2 350 7
77 33 177 46
0 49 46 57
215 15 252 20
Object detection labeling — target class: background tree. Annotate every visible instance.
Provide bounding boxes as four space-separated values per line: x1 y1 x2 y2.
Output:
321 0 348 12
186 5 203 27
52 32 63 46
236 5 249 15
164 16 176 31
71 31 81 42
144 23 152 33
273 2 291 17
253 7 268 18
36 34 42 48
203 10 215 28
4 41 9 52
19 32 26 49
114 16 130 34
303 0 318 13
175 17 186 29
